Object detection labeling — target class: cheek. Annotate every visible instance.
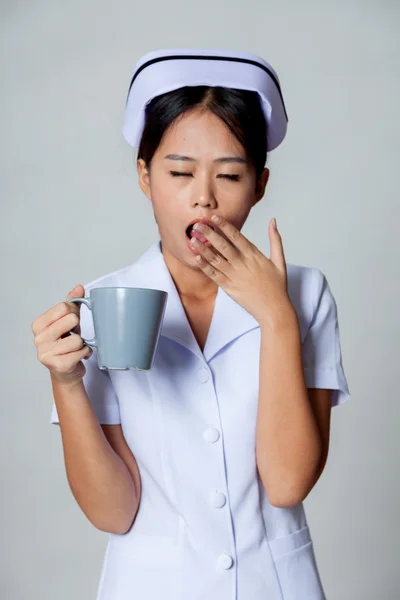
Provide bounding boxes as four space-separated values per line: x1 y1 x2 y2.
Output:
150 176 188 212
149 181 181 234
224 186 255 222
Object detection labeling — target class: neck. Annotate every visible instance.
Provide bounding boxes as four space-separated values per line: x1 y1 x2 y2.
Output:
161 241 218 301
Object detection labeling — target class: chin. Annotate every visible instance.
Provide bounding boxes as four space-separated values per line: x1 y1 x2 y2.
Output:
161 237 198 265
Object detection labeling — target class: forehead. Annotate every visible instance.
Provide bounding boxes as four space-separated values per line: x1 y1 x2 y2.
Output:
155 108 245 157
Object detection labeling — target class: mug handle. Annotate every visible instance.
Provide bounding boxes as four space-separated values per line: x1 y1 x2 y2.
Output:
68 297 97 348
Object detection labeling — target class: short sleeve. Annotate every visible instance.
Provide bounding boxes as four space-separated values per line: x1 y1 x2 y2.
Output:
50 296 121 425
302 268 350 407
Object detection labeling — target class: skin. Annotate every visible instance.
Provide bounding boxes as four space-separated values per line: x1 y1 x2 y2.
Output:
33 105 332 525
137 107 269 302
137 108 332 504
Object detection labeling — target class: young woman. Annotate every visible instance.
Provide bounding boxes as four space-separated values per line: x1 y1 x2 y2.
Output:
32 49 350 600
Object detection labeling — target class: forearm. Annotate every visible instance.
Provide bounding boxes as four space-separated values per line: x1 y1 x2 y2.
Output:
51 377 138 534
255 305 322 507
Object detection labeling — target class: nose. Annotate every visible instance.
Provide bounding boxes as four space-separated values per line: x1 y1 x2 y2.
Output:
192 176 216 208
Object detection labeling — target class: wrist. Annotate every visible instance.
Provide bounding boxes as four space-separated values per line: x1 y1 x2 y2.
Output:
258 299 299 333
50 373 84 393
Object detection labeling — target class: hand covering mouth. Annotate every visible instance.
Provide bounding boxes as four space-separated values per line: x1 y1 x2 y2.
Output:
184 219 227 258
185 220 217 243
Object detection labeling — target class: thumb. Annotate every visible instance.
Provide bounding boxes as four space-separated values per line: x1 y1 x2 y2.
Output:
269 218 287 274
66 284 85 302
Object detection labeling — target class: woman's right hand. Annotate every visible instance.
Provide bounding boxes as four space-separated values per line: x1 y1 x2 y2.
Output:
32 284 94 387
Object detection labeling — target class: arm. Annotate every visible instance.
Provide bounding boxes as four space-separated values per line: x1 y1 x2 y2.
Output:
255 306 327 508
306 387 332 484
51 376 140 534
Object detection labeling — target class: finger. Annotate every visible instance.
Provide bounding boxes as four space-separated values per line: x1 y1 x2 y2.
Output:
51 344 92 371
194 251 231 286
38 312 80 344
195 253 224 282
32 285 85 337
195 216 247 257
32 301 75 337
66 284 85 302
66 284 84 335
189 238 230 276
269 218 287 274
53 330 87 355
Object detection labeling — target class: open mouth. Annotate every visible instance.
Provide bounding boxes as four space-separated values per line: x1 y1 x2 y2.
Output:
184 221 226 258
185 222 216 242
185 224 195 239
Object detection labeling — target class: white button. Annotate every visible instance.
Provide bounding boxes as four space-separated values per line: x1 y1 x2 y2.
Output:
203 427 220 443
217 553 233 570
197 367 210 383
210 491 226 508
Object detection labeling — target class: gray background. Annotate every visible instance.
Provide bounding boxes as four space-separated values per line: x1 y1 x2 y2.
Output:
1 0 398 598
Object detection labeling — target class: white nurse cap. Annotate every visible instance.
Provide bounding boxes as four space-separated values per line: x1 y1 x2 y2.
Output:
122 48 288 152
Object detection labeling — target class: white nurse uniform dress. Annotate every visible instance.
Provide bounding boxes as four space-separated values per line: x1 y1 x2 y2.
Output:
51 238 350 600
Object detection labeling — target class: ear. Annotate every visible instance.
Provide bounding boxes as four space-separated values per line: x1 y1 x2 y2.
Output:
137 158 151 199
253 167 270 206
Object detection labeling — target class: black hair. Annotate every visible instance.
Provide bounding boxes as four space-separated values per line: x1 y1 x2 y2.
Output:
137 86 268 180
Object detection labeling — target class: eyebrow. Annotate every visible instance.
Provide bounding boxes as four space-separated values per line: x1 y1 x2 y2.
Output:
164 154 247 164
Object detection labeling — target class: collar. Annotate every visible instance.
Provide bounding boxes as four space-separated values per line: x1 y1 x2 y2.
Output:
121 239 260 363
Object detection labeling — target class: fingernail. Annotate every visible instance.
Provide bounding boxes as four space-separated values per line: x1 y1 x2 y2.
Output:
273 218 277 230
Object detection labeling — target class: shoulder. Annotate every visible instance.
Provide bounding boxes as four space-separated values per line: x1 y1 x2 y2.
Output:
286 263 330 337
83 262 136 293
82 242 158 294
286 261 328 303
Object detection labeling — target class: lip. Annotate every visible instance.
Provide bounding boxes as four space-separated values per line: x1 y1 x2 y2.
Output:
185 216 223 256
185 217 218 233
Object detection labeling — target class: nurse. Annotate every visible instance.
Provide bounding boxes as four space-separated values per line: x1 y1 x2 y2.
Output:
32 49 350 600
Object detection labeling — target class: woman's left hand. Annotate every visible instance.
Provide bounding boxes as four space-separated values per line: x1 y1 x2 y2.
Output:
190 215 295 327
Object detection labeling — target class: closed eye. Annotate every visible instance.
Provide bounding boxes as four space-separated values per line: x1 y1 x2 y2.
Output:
170 171 240 181
218 174 240 181
170 171 192 177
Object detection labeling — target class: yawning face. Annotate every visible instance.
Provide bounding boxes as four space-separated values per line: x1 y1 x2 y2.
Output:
137 108 269 269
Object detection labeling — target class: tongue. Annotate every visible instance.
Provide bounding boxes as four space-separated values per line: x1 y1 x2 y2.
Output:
191 229 208 244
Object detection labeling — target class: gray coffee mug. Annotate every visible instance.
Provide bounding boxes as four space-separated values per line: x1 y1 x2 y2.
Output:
68 287 168 371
